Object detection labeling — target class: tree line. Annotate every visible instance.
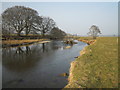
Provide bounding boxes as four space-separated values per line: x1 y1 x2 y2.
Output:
2 6 66 39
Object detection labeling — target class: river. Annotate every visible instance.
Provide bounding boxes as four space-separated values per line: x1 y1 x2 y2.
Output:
2 41 87 88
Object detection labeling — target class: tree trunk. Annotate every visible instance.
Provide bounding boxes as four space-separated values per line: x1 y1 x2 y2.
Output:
25 30 29 36
25 26 31 36
17 31 21 37
42 30 45 37
42 33 45 37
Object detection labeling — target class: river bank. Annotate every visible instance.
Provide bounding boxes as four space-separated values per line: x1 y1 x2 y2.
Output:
65 37 118 88
2 39 50 48
78 37 96 45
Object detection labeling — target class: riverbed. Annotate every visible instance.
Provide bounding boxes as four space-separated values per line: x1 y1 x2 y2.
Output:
2 41 87 88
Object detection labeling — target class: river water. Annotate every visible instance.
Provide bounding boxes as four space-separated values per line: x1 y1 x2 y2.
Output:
2 41 87 88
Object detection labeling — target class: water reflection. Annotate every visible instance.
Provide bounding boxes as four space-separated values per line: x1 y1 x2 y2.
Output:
2 43 51 72
3 41 87 88
2 41 69 72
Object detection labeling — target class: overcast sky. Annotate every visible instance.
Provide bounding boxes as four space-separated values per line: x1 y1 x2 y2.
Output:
2 2 118 35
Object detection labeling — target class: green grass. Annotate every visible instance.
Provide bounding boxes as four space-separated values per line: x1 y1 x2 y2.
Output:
66 37 118 88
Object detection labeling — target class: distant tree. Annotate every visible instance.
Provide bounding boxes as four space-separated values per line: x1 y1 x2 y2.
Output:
87 25 101 39
50 27 66 39
2 6 39 36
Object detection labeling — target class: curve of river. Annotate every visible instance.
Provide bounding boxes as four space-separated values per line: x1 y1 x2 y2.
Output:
2 41 87 88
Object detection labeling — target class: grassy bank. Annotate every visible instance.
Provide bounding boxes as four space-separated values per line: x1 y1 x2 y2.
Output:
65 37 118 88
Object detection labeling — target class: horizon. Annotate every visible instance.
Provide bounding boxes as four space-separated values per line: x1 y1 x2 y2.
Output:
2 2 118 36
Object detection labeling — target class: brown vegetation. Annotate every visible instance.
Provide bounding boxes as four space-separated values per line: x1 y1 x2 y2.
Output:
2 39 47 45
79 39 96 45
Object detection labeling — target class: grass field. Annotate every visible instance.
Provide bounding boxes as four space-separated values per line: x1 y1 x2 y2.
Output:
65 37 118 88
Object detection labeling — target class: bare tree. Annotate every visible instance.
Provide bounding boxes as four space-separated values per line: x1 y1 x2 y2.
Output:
41 17 56 36
24 8 40 36
32 16 42 34
32 17 56 36
2 6 39 36
87 25 101 39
